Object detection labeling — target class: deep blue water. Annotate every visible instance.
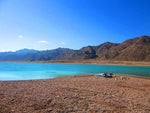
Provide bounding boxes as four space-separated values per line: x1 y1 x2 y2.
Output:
0 63 150 80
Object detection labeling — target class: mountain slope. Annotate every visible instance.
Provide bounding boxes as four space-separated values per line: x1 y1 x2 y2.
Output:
99 36 150 61
56 36 150 61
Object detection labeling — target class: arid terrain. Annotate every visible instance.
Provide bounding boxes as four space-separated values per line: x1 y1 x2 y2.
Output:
0 75 150 113
2 60 150 66
35 60 150 66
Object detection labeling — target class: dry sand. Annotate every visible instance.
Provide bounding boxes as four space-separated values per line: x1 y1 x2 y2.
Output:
0 75 150 113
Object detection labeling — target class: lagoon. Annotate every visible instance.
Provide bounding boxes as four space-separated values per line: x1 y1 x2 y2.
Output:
0 62 150 80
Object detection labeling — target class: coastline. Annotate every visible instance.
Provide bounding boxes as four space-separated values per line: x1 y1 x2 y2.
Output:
0 75 150 112
1 60 150 66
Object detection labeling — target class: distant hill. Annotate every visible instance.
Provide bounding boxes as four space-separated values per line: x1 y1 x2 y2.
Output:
0 36 150 61
0 48 72 61
15 49 38 55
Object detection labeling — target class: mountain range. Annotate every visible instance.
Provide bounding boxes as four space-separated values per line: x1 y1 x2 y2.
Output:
0 36 150 61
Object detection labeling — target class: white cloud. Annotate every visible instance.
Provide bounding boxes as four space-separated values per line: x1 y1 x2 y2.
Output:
60 41 65 45
38 40 48 44
18 35 23 39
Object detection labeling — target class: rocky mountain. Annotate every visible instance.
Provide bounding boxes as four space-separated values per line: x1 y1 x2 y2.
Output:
96 36 150 61
0 48 72 61
56 36 150 61
0 36 150 61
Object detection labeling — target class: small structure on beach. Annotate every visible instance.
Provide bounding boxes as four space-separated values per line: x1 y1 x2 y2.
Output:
96 73 114 78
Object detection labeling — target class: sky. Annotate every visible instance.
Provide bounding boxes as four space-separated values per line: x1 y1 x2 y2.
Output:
0 0 150 52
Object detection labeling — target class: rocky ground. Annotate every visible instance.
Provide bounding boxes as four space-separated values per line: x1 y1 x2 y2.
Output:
0 75 150 113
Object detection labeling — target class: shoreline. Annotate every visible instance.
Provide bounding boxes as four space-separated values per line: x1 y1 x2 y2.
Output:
0 75 150 112
1 60 150 66
0 74 150 82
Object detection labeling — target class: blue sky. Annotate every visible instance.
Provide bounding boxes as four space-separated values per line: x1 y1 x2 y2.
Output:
0 0 150 51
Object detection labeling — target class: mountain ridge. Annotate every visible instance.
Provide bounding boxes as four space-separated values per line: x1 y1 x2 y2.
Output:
0 36 150 61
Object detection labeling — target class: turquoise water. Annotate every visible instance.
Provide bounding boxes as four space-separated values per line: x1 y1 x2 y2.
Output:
0 63 150 80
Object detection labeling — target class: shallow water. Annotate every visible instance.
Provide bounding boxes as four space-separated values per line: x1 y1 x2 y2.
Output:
0 63 150 80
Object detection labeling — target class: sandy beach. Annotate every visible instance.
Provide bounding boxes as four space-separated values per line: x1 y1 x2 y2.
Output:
0 75 150 113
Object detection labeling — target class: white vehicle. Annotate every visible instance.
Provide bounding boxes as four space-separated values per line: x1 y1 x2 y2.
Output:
95 73 113 78
95 73 106 77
